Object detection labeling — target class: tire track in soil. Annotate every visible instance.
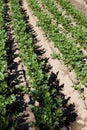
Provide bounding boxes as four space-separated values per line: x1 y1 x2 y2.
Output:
4 1 35 130
22 0 87 130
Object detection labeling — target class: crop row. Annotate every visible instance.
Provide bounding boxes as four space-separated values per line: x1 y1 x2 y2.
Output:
9 0 75 129
56 0 87 28
28 0 87 86
41 0 87 49
0 1 15 130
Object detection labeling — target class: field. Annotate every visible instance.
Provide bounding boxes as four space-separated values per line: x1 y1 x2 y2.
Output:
0 0 87 130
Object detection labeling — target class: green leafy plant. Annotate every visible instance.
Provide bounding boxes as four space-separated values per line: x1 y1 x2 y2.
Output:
51 52 59 59
42 0 87 49
57 0 87 27
9 0 73 129
0 1 16 129
28 0 87 86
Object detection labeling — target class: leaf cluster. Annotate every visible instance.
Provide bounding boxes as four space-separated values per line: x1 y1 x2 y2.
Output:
10 0 68 129
29 0 87 86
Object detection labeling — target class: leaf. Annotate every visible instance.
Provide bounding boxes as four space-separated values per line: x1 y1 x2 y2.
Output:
0 72 4 81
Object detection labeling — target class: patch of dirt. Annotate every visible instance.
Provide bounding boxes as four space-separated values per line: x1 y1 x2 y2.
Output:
69 0 87 16
22 0 87 130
